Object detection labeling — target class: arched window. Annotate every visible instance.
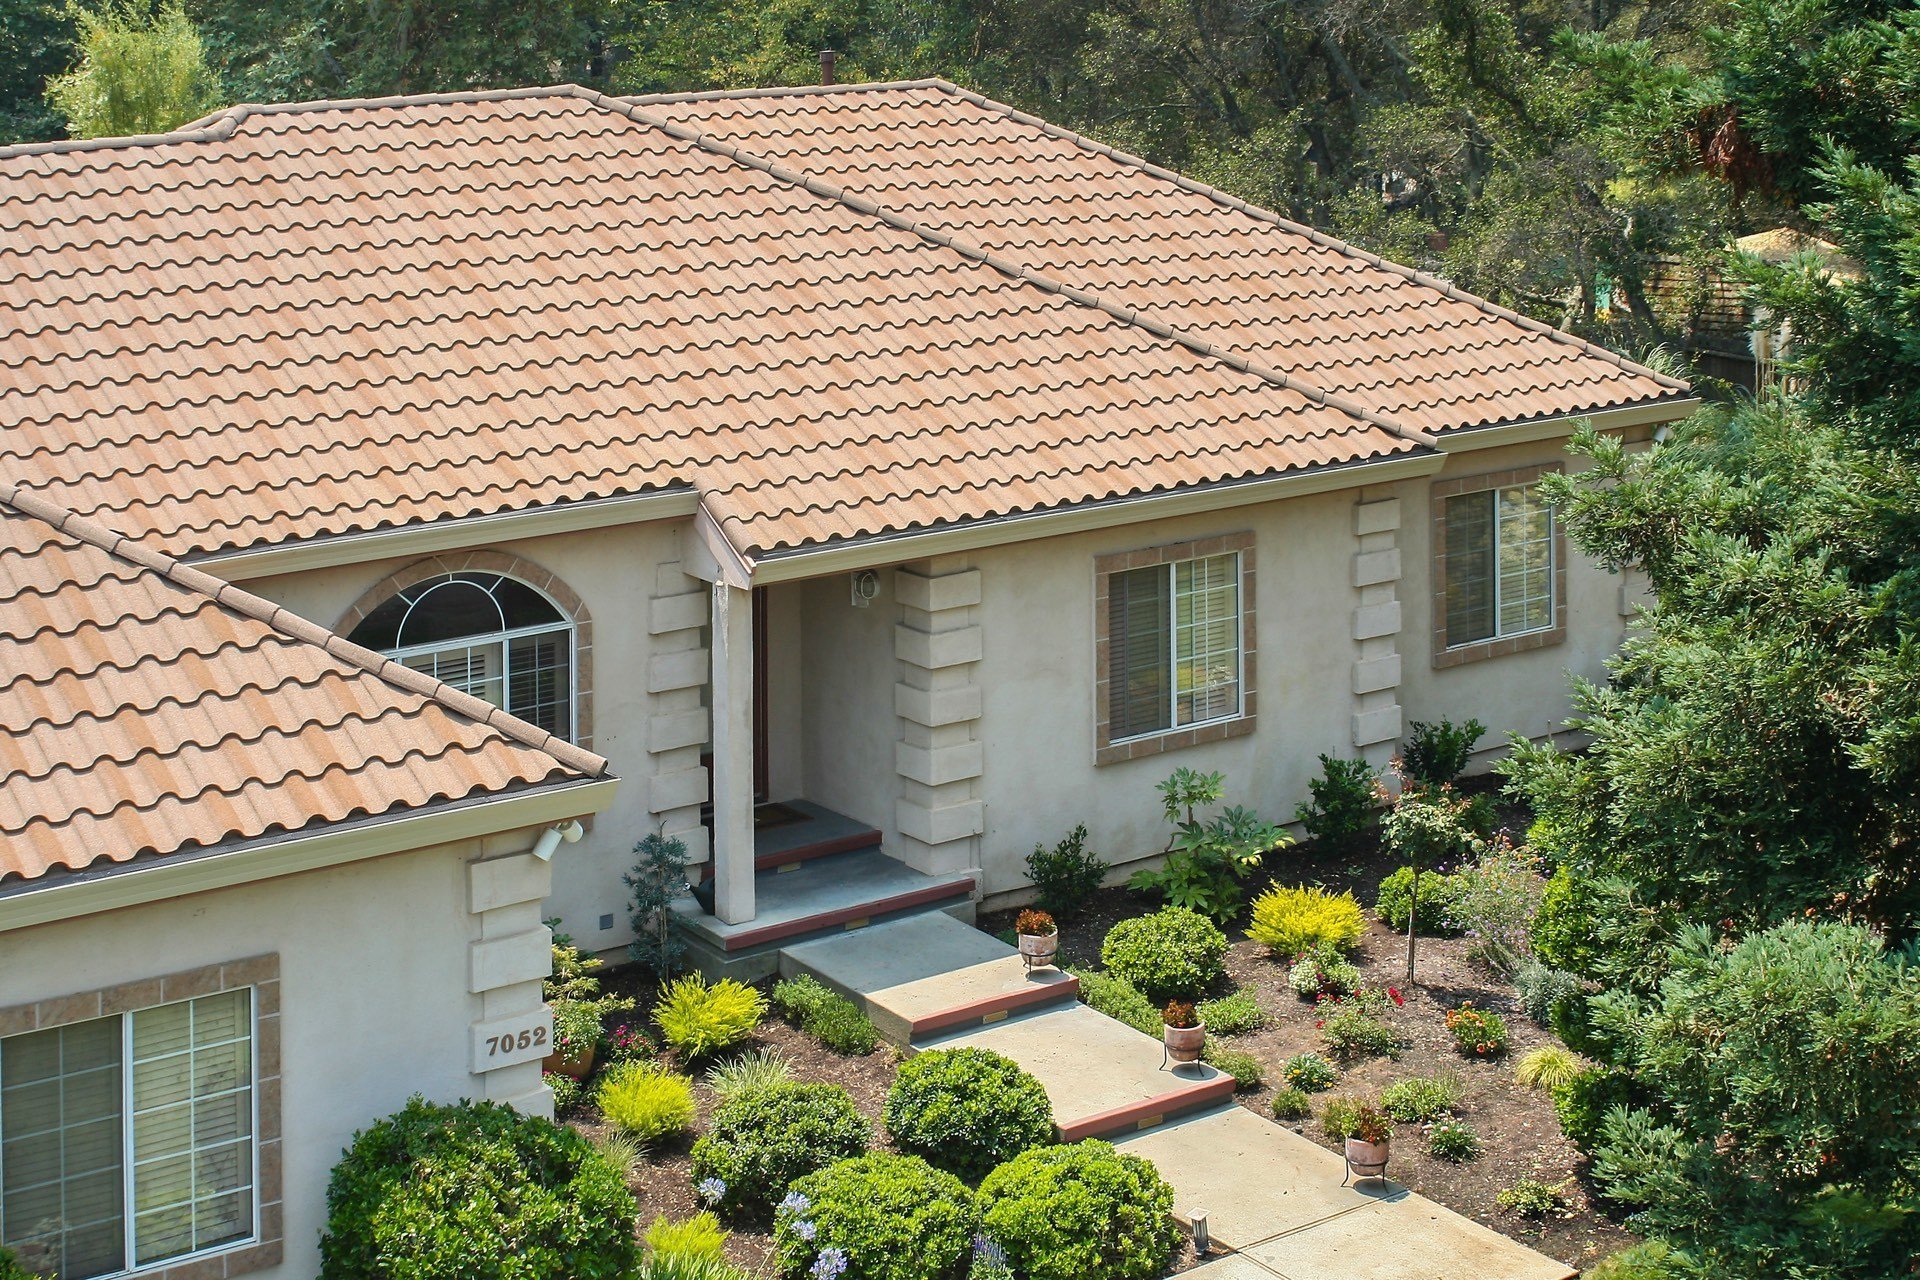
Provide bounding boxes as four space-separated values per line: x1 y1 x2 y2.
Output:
347 572 574 739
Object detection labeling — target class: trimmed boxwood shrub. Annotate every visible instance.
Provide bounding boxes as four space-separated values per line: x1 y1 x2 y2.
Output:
1099 907 1227 1002
776 1153 975 1280
319 1096 638 1280
690 1081 871 1215
883 1047 1054 1183
977 1141 1180 1280
1374 866 1464 934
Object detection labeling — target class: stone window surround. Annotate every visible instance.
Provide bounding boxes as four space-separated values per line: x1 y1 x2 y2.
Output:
0 955 284 1280
1430 463 1569 669
1093 532 1258 766
337 551 595 751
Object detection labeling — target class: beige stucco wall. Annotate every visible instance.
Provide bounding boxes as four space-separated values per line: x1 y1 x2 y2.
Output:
0 828 550 1280
796 571 903 842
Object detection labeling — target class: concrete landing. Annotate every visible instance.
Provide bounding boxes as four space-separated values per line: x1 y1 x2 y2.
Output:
779 913 1079 1044
920 1002 1234 1140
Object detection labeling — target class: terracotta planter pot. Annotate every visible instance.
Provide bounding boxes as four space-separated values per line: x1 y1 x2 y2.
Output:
543 1042 596 1080
1017 932 1058 968
1163 1019 1206 1064
1345 1136 1390 1179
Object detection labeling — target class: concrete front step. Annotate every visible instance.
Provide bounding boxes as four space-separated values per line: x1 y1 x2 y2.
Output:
920 1003 1235 1141
779 913 1079 1045
1119 1109 1576 1280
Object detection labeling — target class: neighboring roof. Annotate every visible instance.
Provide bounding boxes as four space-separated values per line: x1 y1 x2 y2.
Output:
640 80 1691 433
0 483 605 887
0 86 1423 567
1733 227 1861 278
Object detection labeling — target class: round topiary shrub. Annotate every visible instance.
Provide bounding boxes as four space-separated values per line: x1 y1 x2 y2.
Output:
977 1141 1180 1280
1373 866 1465 933
319 1096 638 1280
775 1153 975 1280
1099 907 1228 1002
883 1047 1054 1183
691 1081 872 1215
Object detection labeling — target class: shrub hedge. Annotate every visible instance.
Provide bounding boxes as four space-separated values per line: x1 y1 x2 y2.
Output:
690 1081 872 1215
976 1142 1180 1280
1099 907 1228 1001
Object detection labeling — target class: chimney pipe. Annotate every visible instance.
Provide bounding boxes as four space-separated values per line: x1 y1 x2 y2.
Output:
819 49 838 86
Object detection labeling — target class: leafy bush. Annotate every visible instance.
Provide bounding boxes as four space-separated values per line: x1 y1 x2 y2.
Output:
977 1141 1180 1280
597 1062 696 1141
319 1097 639 1280
1072 968 1161 1036
1380 1073 1463 1123
1025 824 1108 917
1444 1003 1509 1057
690 1081 871 1215
1202 1041 1264 1090
1196 988 1266 1035
1293 754 1378 851
1100 907 1228 1001
704 1047 793 1102
1318 1095 1388 1142
1449 841 1546 974
1281 1052 1338 1092
776 1154 975 1280
1496 1177 1568 1218
1586 1241 1695 1280
1552 1066 1636 1154
547 1069 583 1115
1288 944 1361 999
1270 1086 1312 1119
646 1213 728 1262
1428 1119 1481 1162
1402 717 1486 786
1321 1003 1400 1061
546 923 636 1065
654 975 766 1059
1512 957 1586 1028
1249 885 1366 956
1530 864 1607 973
1373 866 1464 933
770 975 880 1055
1514 1046 1584 1092
1130 769 1289 921
883 1048 1055 1183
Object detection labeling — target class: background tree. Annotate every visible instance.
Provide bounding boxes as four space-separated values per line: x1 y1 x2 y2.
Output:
0 0 74 143
45 1 222 140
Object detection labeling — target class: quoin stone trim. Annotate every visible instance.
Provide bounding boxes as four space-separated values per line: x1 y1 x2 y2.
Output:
335 550 597 750
893 559 986 877
1092 532 1258 766
466 849 559 1116
1350 490 1404 762
1430 463 1570 669
0 955 285 1280
645 559 713 870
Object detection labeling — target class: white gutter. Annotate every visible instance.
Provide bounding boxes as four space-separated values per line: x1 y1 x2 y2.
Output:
192 489 699 582
1438 398 1701 453
745 451 1445 584
0 777 619 935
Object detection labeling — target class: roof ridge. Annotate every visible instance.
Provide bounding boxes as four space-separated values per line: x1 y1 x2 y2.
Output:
592 90 1438 454
0 483 607 778
904 79 1689 396
622 79 948 107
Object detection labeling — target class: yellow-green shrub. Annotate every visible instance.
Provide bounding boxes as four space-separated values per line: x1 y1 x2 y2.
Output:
654 975 767 1059
645 1212 728 1262
1249 885 1366 956
597 1062 695 1141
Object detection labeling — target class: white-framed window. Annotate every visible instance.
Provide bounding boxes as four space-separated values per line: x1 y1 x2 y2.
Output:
1442 483 1555 645
347 572 574 739
1107 551 1245 741
0 991 257 1279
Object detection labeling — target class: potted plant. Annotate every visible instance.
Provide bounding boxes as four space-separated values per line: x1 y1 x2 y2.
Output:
1016 909 1059 969
1162 1000 1206 1065
544 999 604 1079
1343 1102 1393 1181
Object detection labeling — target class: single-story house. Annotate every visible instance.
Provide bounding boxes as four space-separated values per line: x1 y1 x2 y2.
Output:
0 75 1693 1274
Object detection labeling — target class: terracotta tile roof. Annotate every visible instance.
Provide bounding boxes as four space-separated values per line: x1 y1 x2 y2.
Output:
0 87 1423 566
0 483 605 886
640 80 1693 433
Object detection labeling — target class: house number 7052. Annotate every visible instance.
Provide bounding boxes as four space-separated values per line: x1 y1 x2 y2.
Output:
487 1026 548 1057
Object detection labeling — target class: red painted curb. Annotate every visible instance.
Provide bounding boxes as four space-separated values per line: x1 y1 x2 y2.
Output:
909 973 1082 1037
1055 1072 1237 1141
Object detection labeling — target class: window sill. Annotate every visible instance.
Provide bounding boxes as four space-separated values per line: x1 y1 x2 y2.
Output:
1431 623 1566 669
1095 713 1255 765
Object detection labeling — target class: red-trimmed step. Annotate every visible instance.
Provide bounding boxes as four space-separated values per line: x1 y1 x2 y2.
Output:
720 878 974 951
1056 1071 1237 1141
908 971 1082 1038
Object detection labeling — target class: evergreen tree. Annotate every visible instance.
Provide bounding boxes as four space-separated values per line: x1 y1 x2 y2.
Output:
45 1 223 140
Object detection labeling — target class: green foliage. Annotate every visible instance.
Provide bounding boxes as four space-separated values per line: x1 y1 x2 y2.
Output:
968 1236 1017 1280
46 1 221 140
1249 885 1366 956
1281 1052 1338 1093
777 1154 975 1280
690 1081 871 1215
546 1069 582 1116
1428 1119 1482 1162
1071 968 1162 1036
1586 1240 1698 1280
627 831 691 977
654 975 766 1060
1444 1004 1510 1057
1201 1041 1264 1090
0 0 72 145
1512 958 1587 1029
1552 1066 1637 1155
1496 1178 1569 1218
1270 1086 1313 1120
1380 1073 1463 1123
1449 842 1547 974
976 1142 1180 1280
1515 1046 1585 1092
1293 754 1379 851
770 975 880 1055
636 1254 758 1280
883 1048 1055 1183
1373 867 1464 934
597 1062 696 1142
545 926 634 1057
1288 944 1362 1000
1318 1096 1367 1141
645 1213 728 1263
1131 770 1288 920
318 1097 638 1280
0 1245 37 1280
703 1047 794 1102
1099 907 1227 1002
1025 823 1108 918
1530 866 1607 973
592 1130 646 1180
1402 718 1487 786
1320 1003 1401 1062
1195 988 1266 1035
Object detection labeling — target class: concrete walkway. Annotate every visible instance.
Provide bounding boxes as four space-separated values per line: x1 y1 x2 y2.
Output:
778 913 1575 1280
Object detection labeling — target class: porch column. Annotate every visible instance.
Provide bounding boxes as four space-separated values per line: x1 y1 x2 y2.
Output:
711 581 756 924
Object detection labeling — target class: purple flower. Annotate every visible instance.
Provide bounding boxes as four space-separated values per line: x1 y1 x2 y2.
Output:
779 1191 812 1217
810 1246 849 1279
793 1219 818 1242
696 1177 726 1205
